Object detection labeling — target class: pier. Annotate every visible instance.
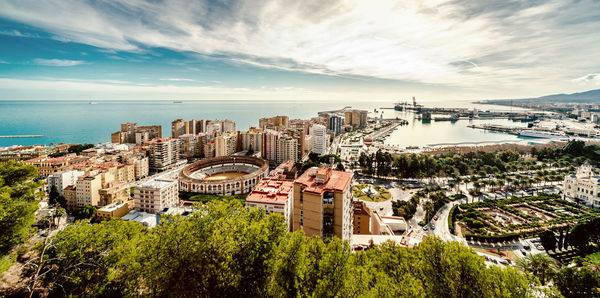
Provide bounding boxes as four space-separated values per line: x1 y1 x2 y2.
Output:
467 124 519 134
0 135 45 138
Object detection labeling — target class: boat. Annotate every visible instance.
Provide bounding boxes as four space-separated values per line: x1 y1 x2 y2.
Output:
394 103 403 111
89 101 98 105
173 100 183 103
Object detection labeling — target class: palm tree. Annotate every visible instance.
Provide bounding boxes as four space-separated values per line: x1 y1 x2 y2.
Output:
516 253 558 285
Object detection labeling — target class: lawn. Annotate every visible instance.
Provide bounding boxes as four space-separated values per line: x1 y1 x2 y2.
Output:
352 184 392 202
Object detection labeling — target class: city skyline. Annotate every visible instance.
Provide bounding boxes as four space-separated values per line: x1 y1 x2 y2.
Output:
0 0 599 101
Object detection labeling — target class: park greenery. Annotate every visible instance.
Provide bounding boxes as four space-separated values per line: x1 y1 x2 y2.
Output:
517 253 600 297
298 153 345 174
451 194 600 242
0 162 42 273
392 185 449 221
357 140 599 180
10 201 541 297
352 184 391 202
179 191 246 204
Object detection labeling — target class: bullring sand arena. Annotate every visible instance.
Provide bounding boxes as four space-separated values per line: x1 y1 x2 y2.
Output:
179 156 269 195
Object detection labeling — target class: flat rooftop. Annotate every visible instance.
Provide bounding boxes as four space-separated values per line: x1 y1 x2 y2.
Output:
294 167 352 194
246 178 293 204
98 201 128 212
139 178 176 189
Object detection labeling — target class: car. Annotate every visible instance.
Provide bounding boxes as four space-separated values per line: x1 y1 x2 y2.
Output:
523 245 531 250
521 250 527 256
423 226 428 231
433 216 438 221
379 207 384 211
430 224 435 230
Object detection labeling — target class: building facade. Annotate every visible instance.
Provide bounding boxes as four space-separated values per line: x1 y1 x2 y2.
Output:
148 138 180 171
47 170 85 196
246 178 294 230
311 124 328 156
277 135 298 164
564 162 600 207
292 167 353 241
134 178 179 214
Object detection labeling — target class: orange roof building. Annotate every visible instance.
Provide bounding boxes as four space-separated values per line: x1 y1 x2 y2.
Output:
246 178 294 230
292 167 353 241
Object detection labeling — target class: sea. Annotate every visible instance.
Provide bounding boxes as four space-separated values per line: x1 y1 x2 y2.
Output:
0 99 534 149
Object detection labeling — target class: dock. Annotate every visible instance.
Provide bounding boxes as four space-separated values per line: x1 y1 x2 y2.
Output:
467 124 519 134
0 135 45 138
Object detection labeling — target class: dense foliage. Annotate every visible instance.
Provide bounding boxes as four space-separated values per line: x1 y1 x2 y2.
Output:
0 162 41 256
358 140 594 179
19 201 538 297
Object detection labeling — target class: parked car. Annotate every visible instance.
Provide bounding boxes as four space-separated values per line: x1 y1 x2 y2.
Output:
433 215 438 221
423 226 428 231
430 224 435 230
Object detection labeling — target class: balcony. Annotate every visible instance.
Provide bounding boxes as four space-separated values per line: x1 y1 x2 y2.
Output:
323 196 334 207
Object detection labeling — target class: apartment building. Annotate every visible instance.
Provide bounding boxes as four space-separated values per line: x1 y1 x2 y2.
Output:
96 201 132 220
148 138 180 171
215 131 238 157
277 134 298 164
292 167 353 241
262 129 280 162
76 174 103 207
259 115 289 131
344 109 368 128
26 156 88 177
134 178 179 214
64 185 77 212
47 170 85 195
178 134 201 158
111 122 162 145
204 141 216 158
311 124 329 156
99 181 129 206
329 115 343 135
246 178 294 230
239 127 262 153
172 119 204 138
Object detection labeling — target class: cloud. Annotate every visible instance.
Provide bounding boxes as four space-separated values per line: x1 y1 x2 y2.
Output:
0 0 599 94
32 58 86 67
0 29 39 38
160 78 196 82
572 73 600 85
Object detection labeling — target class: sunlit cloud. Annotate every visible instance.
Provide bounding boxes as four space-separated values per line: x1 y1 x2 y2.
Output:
0 0 598 98
32 58 86 67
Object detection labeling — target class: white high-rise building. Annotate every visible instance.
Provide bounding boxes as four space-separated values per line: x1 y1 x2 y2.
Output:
47 170 85 196
134 178 179 214
311 124 328 156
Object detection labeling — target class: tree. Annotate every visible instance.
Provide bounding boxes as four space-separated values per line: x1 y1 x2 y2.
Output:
25 220 147 296
540 230 557 252
555 266 600 297
517 253 558 285
0 162 41 255
49 185 60 206
19 201 538 297
76 205 97 219
570 222 591 249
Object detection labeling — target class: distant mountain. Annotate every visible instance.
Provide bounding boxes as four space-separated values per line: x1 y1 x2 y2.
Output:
481 89 600 104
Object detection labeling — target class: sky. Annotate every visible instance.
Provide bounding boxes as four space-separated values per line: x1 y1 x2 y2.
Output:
0 0 599 102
